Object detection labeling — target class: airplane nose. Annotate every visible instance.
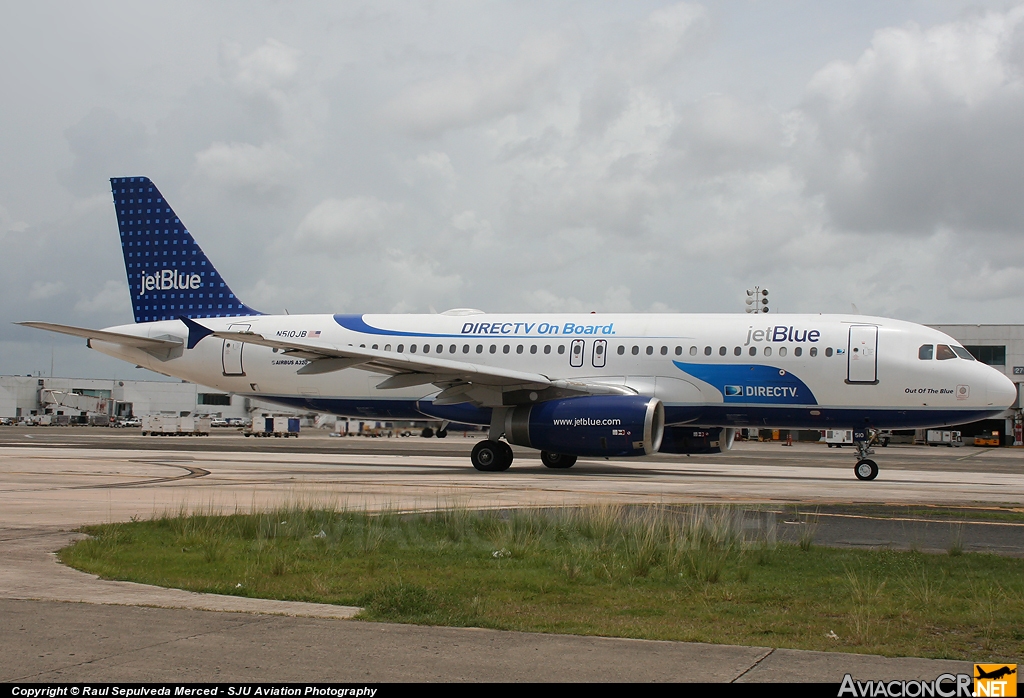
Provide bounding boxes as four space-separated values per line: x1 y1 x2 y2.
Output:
988 370 1018 408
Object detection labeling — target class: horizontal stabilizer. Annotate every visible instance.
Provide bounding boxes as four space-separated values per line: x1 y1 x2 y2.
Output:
16 321 184 361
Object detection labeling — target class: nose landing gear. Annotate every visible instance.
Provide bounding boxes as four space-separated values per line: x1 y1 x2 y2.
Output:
853 428 880 480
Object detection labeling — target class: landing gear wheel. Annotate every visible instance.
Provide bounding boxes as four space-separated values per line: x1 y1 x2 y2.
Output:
472 440 512 472
498 441 514 470
540 451 577 469
436 428 448 439
421 427 434 438
855 459 879 481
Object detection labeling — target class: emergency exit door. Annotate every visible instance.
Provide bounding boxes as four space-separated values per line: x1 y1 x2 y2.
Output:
847 325 878 384
222 323 250 376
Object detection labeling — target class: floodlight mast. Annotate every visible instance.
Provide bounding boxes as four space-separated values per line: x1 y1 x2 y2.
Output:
744 287 769 313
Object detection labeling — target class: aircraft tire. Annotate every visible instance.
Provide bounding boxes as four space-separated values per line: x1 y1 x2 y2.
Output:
472 440 510 472
540 451 577 469
855 459 879 481
498 441 514 470
421 427 434 438
436 429 448 439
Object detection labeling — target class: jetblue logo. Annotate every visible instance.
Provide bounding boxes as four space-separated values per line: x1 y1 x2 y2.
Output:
140 270 201 295
744 326 820 345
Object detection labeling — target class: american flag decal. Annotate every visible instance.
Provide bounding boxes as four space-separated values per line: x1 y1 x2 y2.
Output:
311 330 321 338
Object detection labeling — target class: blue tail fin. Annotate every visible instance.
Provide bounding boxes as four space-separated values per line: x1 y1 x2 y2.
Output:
110 176 262 323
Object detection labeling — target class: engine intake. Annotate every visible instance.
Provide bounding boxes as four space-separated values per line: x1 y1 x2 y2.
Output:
504 395 664 457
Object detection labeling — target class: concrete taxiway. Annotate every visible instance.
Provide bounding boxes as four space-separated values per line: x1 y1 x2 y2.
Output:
0 428 1019 682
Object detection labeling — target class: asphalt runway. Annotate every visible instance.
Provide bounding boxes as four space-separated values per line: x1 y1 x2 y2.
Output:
0 427 1020 682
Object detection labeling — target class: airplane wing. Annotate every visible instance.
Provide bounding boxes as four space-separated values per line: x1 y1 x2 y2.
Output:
183 318 633 405
16 321 184 361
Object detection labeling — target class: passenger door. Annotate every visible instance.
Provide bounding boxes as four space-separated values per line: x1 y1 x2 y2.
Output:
847 325 878 383
592 339 607 368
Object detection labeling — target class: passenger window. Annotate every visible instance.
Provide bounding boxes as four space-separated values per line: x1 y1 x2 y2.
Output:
397 344 404 353
410 344 417 353
765 347 772 357
372 344 379 350
951 346 975 361
632 346 640 355
918 345 934 360
705 346 712 356
791 347 799 357
646 346 654 356
449 344 456 353
809 347 817 357
463 345 470 353
421 344 427 353
558 345 565 354
503 345 510 354
436 344 443 353
617 346 625 355
734 347 741 356
689 346 697 356
936 344 957 360
476 345 483 353
530 345 537 354
544 345 551 354
825 347 833 357
661 346 668 355
719 346 727 356
489 345 496 354
675 346 682 356
517 345 524 354
385 344 392 351
748 347 757 356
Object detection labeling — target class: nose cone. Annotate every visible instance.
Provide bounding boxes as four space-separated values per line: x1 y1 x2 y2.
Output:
988 370 1018 409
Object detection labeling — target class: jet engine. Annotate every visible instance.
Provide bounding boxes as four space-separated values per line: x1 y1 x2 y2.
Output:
504 395 664 457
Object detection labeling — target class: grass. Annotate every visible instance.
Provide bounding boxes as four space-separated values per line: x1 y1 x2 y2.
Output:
58 503 1024 661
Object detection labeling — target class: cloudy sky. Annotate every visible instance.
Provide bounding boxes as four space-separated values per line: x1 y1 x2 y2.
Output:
3 1 1024 378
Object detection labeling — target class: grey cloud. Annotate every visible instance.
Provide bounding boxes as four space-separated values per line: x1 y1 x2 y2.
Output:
800 7 1024 233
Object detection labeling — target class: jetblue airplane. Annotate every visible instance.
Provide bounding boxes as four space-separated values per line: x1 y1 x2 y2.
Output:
19 177 1018 479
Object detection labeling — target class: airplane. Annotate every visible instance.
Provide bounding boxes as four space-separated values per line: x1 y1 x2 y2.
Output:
17 176 1018 479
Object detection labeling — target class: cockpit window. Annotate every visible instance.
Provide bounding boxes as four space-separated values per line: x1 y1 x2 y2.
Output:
936 344 957 360
951 346 975 361
918 344 934 360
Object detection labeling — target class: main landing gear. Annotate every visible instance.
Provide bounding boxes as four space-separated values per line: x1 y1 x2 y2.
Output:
853 428 880 481
540 451 577 469
471 440 514 472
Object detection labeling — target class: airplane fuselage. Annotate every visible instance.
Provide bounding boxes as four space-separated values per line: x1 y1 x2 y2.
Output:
88 311 1015 431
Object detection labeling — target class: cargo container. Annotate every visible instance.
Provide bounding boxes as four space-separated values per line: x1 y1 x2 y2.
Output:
244 416 300 437
141 414 211 436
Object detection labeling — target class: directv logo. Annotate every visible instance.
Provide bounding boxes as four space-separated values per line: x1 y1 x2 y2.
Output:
140 270 202 295
724 385 743 396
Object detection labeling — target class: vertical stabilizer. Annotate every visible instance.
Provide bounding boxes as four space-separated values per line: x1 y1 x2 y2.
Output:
111 176 261 323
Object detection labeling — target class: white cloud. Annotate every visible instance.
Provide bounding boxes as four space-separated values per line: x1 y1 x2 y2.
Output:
29 281 64 301
193 141 298 198
293 196 404 250
74 280 127 314
384 33 565 136
222 38 301 101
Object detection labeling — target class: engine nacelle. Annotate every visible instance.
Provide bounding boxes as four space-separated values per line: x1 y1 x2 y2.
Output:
504 395 664 457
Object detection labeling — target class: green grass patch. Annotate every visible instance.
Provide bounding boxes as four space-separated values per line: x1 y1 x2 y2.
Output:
58 504 1024 660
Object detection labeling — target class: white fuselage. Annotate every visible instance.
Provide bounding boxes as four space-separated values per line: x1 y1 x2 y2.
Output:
88 312 1016 430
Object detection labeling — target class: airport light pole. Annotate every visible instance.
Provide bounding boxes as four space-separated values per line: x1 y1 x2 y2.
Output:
745 287 769 314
